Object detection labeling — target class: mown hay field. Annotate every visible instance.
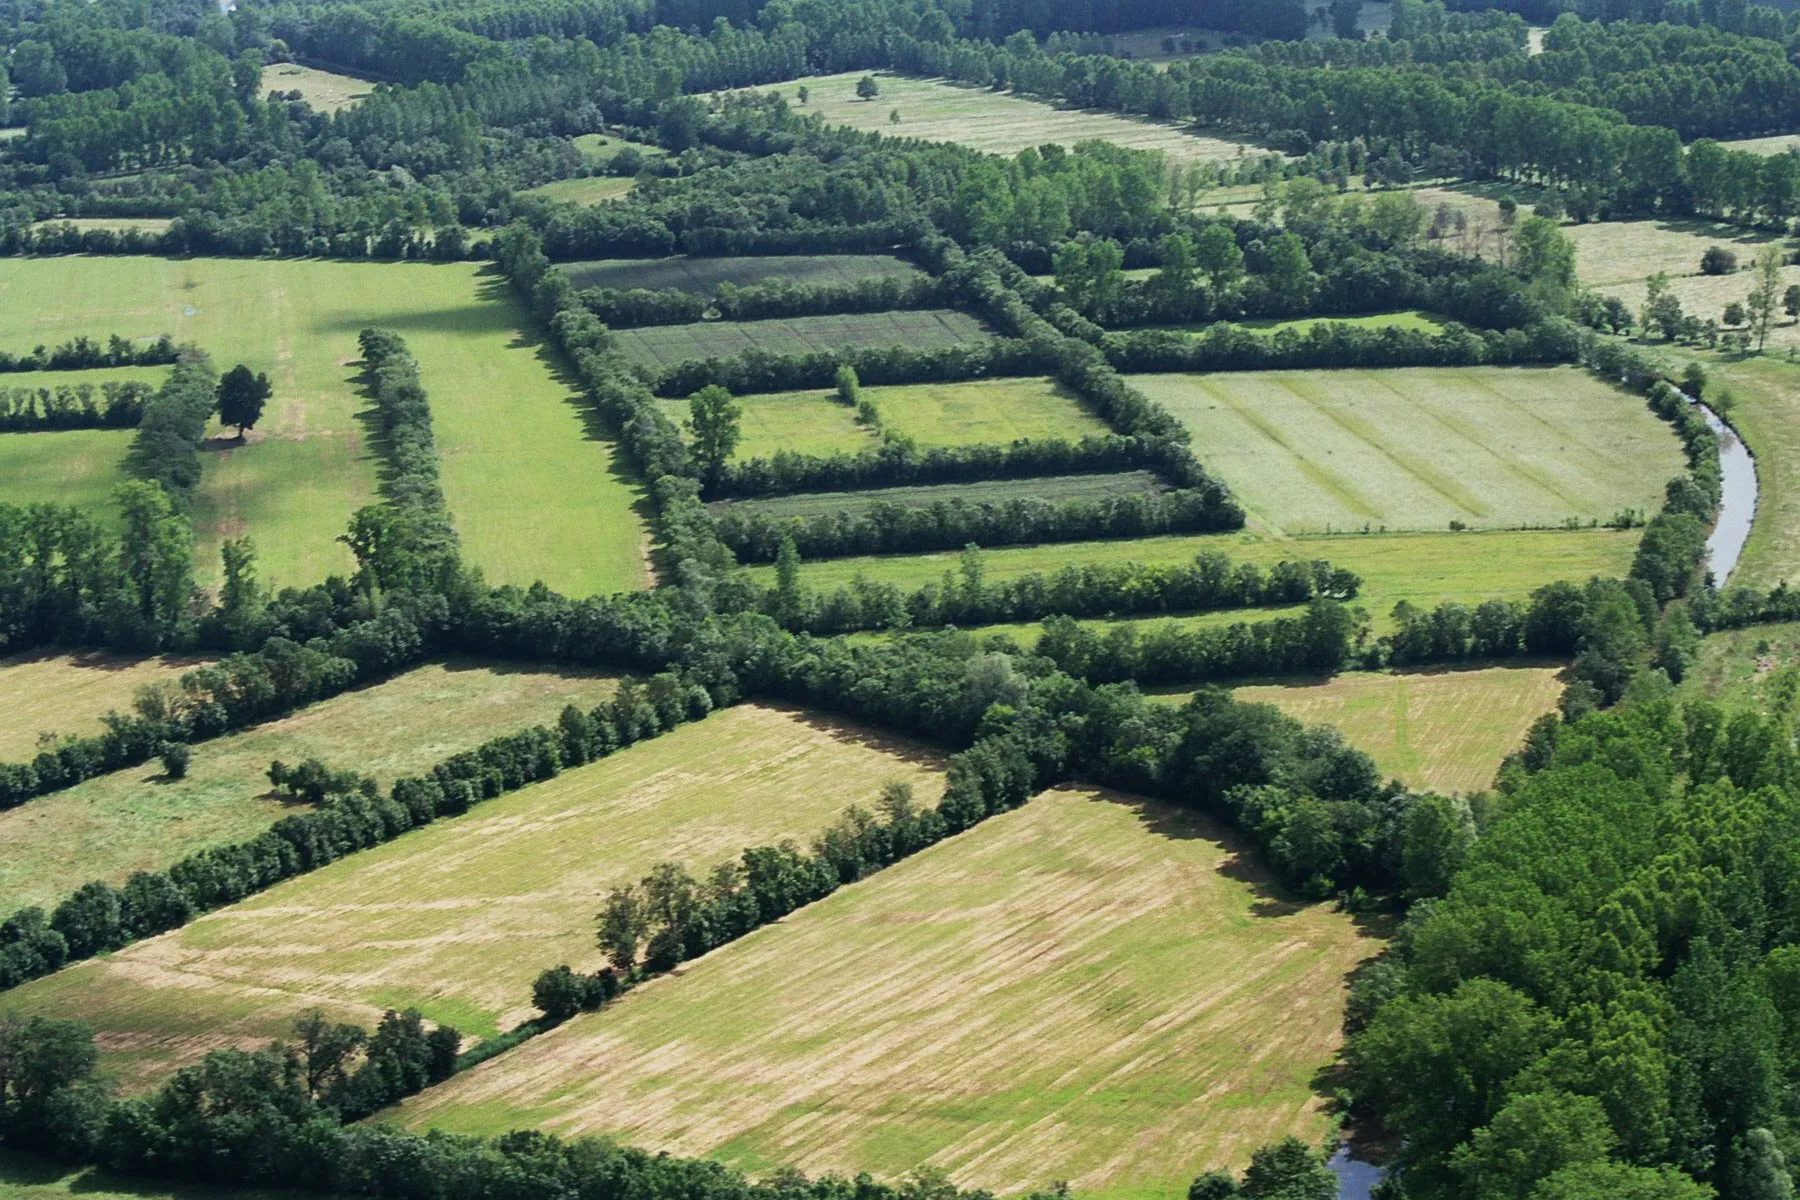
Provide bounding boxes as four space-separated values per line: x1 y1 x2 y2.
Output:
1230 664 1565 793
752 528 1642 624
718 471 1164 522
262 63 373 112
1134 366 1683 535
0 705 948 1093
397 787 1376 1200
0 258 651 597
0 660 621 914
781 71 1269 166
561 254 922 294
611 310 990 370
0 651 207 761
658 377 1110 462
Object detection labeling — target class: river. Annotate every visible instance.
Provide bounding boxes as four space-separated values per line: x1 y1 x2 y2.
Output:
1696 402 1758 586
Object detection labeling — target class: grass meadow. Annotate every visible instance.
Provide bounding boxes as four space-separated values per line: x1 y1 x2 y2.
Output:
262 63 373 112
0 660 621 914
0 258 651 596
0 704 947 1093
782 71 1270 166
1229 664 1565 793
752 528 1642 631
718 472 1164 522
396 787 1377 1200
0 651 207 761
1719 134 1800 156
1140 310 1445 337
1675 621 1800 717
561 254 921 294
0 1150 300 1200
0 428 134 516
658 377 1110 462
525 176 638 205
611 310 990 370
1134 366 1683 534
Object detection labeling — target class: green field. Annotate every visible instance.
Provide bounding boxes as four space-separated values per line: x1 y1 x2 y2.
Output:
0 660 621 915
397 787 1376 1199
0 428 134 516
658 377 1110 462
0 704 947 1093
1230 664 1564 794
718 471 1164 522
0 651 206 761
0 1151 297 1200
526 176 638 205
754 527 1641 617
1675 622 1800 716
782 70 1268 165
0 258 650 595
262 63 372 112
1141 310 1446 337
612 310 990 370
1134 366 1683 535
561 254 922 294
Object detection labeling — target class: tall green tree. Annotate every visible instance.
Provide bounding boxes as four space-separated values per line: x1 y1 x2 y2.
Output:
686 385 741 485
113 480 193 641
215 365 272 438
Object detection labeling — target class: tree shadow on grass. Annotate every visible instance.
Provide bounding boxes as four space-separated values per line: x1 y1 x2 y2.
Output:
769 702 954 773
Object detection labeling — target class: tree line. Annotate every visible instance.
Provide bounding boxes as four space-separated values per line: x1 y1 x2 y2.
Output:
0 379 153 432
0 333 177 373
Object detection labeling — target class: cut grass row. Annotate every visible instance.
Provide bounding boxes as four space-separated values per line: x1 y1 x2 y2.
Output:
0 257 651 596
716 471 1165 521
0 651 207 762
0 659 622 915
561 254 921 294
610 310 990 370
0 704 948 1094
1136 366 1683 535
395 786 1376 1200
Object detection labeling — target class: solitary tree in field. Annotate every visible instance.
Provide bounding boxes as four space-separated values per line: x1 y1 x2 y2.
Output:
1701 245 1738 276
834 364 860 405
856 74 880 100
796 85 809 104
686 384 741 484
889 107 901 124
1785 285 1800 322
1747 245 1785 351
1641 273 1684 341
216 364 271 438
1725 302 1747 328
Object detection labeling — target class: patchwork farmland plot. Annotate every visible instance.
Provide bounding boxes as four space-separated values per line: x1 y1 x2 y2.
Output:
0 660 621 914
1135 366 1683 534
1231 664 1566 794
715 471 1165 522
0 705 948 1092
611 310 990 370
0 258 650 595
397 787 1376 1197
0 650 206 761
658 377 1109 462
784 71 1270 165
561 254 923 294
753 528 1643 623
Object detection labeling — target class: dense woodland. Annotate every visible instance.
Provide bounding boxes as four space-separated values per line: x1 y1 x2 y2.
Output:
8 0 1800 1196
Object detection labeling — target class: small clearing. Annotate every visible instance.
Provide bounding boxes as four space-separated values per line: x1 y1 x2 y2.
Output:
263 63 374 112
612 310 990 370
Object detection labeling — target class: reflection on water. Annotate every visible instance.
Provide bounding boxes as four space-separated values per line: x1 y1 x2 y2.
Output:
1328 1146 1383 1200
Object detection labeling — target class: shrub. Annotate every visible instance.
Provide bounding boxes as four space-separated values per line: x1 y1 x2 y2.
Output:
159 742 190 780
1701 246 1739 275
